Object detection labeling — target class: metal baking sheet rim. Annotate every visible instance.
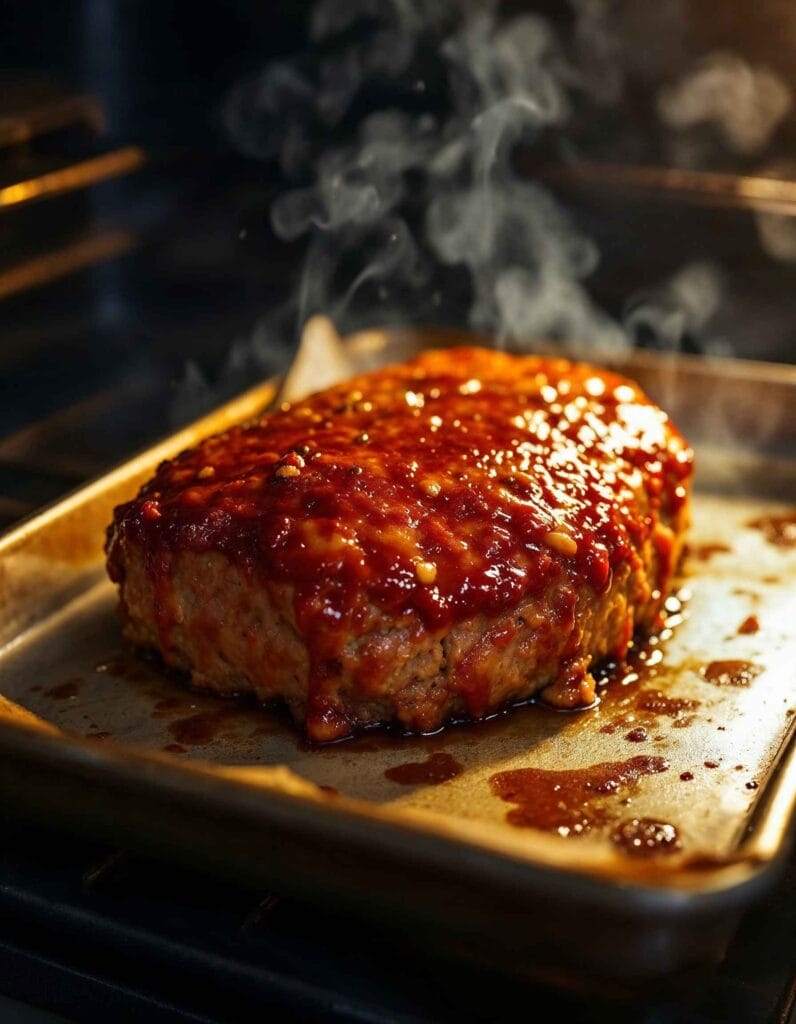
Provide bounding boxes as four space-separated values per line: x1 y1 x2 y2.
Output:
0 329 793 912
0 714 790 910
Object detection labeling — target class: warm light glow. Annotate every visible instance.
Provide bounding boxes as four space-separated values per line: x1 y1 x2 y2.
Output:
0 231 134 300
545 160 796 217
0 95 105 149
0 146 145 208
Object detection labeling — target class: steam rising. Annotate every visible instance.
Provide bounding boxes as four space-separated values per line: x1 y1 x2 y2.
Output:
756 208 796 264
657 52 796 272
228 1 629 349
658 52 791 156
750 163 796 264
624 262 724 352
213 0 796 400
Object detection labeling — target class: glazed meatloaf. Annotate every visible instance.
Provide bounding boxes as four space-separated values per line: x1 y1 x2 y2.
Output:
106 346 693 742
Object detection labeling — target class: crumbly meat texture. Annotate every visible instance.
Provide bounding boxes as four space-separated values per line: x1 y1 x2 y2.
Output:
106 347 693 742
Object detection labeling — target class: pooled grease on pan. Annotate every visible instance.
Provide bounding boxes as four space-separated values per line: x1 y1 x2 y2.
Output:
489 755 670 836
701 661 762 687
611 818 681 857
384 752 464 785
35 493 780 862
747 511 796 547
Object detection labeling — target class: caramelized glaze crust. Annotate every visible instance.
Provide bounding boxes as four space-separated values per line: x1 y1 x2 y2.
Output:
106 346 693 741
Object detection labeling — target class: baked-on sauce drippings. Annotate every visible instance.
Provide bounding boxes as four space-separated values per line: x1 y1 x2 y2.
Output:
611 818 681 857
152 696 190 717
107 347 692 740
489 755 668 835
599 685 699 732
701 660 761 687
167 708 246 746
737 615 760 635
747 511 796 547
45 678 82 700
689 542 730 561
95 655 153 684
594 596 699 734
384 751 463 785
635 689 698 718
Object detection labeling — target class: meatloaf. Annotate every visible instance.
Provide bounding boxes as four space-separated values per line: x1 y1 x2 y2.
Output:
106 346 693 742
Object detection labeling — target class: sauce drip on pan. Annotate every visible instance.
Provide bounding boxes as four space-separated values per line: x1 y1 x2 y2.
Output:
701 660 761 687
688 542 730 561
635 690 698 717
107 348 692 741
611 818 681 857
384 752 463 785
489 755 669 835
95 655 154 684
747 511 796 547
167 707 248 746
737 615 760 635
44 678 82 700
594 592 698 733
152 696 190 717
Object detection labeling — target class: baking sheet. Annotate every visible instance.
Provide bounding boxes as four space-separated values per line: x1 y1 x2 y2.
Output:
0 326 795 979
4 488 794 866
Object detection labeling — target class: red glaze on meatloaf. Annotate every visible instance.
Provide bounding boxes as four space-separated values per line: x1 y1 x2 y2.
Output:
106 347 693 741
